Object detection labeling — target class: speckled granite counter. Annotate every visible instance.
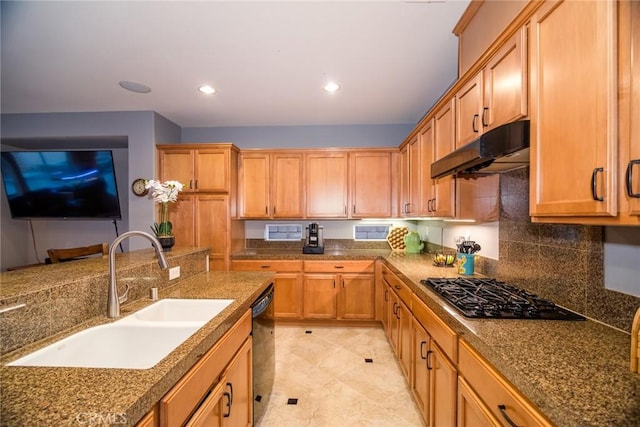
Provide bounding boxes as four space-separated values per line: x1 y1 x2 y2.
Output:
233 248 640 426
383 252 640 427
231 248 392 261
0 270 273 426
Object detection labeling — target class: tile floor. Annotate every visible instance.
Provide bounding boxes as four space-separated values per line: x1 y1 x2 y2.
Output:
257 325 425 427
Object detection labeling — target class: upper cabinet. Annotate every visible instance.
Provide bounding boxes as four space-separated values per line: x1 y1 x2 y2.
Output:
432 99 457 218
159 145 233 193
350 151 393 218
238 151 304 219
455 27 527 148
400 136 421 217
529 0 619 219
305 152 349 218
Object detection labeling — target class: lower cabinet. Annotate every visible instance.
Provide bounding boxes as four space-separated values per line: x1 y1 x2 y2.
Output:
302 261 375 320
381 265 413 377
159 310 252 427
231 260 303 319
457 339 552 427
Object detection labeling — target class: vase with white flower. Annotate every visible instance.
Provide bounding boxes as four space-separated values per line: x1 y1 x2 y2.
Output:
145 179 184 250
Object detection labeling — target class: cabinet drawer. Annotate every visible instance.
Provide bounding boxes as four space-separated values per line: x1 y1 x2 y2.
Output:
232 259 302 272
160 310 252 427
381 266 412 308
458 339 552 427
412 295 457 362
303 260 374 273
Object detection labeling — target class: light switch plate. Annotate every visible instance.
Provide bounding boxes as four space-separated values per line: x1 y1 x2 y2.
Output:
169 266 180 280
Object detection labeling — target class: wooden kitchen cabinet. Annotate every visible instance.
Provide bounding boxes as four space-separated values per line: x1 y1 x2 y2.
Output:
238 151 304 219
420 116 456 218
303 260 375 320
159 145 234 193
457 377 501 427
160 310 252 427
231 260 303 319
350 151 393 218
529 0 618 218
170 195 231 270
305 151 349 218
458 339 552 427
412 295 458 427
400 137 421 217
381 265 413 378
455 26 527 149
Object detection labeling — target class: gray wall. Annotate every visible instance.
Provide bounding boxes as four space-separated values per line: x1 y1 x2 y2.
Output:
181 123 413 148
0 111 165 269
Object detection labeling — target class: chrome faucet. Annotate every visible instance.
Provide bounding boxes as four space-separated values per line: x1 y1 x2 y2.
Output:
108 231 169 318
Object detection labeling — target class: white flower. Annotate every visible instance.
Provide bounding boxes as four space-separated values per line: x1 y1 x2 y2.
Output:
145 179 183 204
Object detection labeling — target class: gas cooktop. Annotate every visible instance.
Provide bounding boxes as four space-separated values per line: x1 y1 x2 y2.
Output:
420 277 585 320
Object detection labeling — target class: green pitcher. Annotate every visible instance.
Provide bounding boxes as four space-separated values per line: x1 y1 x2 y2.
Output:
403 231 424 254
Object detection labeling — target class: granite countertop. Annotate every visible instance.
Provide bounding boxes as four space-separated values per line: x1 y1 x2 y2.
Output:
231 248 392 261
383 253 640 427
0 270 274 426
234 248 640 426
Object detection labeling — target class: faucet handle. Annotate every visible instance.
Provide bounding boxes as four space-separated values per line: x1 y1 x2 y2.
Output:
118 283 130 305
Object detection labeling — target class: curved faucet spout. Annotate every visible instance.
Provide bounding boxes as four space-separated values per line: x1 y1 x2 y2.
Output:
108 231 169 318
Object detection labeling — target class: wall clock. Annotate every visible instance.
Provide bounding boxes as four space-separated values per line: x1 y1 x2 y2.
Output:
131 178 149 196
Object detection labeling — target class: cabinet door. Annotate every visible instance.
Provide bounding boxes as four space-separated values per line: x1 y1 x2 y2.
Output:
238 153 270 218
456 72 483 148
350 152 392 218
306 152 348 218
195 195 229 271
185 380 225 427
388 291 400 350
303 274 338 319
339 273 374 319
411 318 430 421
430 343 457 427
381 280 391 335
159 149 195 191
273 273 303 319
530 0 617 217
221 338 253 427
168 196 196 247
483 27 527 130
272 153 304 218
419 120 435 216
400 145 411 216
398 300 412 379
195 149 230 192
627 1 640 216
434 99 456 218
457 377 501 427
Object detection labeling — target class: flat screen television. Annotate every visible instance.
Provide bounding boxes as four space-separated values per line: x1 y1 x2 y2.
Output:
0 150 122 220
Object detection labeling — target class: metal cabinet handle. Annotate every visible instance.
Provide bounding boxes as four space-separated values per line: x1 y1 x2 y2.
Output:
260 265 271 269
591 167 604 201
497 404 520 427
223 391 231 417
189 179 193 190
431 198 436 212
426 350 433 370
472 114 479 133
626 159 640 198
334 265 344 269
482 107 489 127
420 341 427 360
427 199 432 212
227 382 234 405
194 179 198 190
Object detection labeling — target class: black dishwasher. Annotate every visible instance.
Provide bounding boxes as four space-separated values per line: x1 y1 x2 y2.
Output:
251 283 275 425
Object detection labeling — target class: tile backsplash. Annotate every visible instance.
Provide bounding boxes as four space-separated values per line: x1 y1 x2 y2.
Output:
494 167 639 332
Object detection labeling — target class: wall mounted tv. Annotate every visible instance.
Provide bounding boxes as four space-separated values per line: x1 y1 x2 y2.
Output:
1 150 122 220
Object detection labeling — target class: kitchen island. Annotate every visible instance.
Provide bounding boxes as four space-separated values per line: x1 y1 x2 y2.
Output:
1 264 273 426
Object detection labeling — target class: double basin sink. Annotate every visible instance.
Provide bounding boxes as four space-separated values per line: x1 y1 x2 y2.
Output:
7 299 234 370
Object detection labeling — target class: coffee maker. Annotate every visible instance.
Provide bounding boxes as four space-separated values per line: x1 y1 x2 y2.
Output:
303 223 324 254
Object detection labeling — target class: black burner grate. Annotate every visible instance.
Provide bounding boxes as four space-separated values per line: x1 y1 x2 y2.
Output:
420 278 585 320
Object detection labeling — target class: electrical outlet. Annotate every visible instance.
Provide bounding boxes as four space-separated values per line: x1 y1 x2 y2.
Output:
169 266 180 280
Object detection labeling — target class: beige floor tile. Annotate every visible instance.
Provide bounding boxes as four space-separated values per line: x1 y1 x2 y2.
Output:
257 325 425 427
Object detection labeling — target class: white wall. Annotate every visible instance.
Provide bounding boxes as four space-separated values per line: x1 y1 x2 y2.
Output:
604 227 640 297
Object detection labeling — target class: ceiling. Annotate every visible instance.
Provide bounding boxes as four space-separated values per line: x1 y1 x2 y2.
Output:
1 1 470 128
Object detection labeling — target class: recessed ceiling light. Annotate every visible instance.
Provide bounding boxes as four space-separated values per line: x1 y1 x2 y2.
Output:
198 85 216 95
118 81 151 94
323 82 340 93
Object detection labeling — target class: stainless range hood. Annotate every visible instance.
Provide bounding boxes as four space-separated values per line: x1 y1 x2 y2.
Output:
431 120 530 179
